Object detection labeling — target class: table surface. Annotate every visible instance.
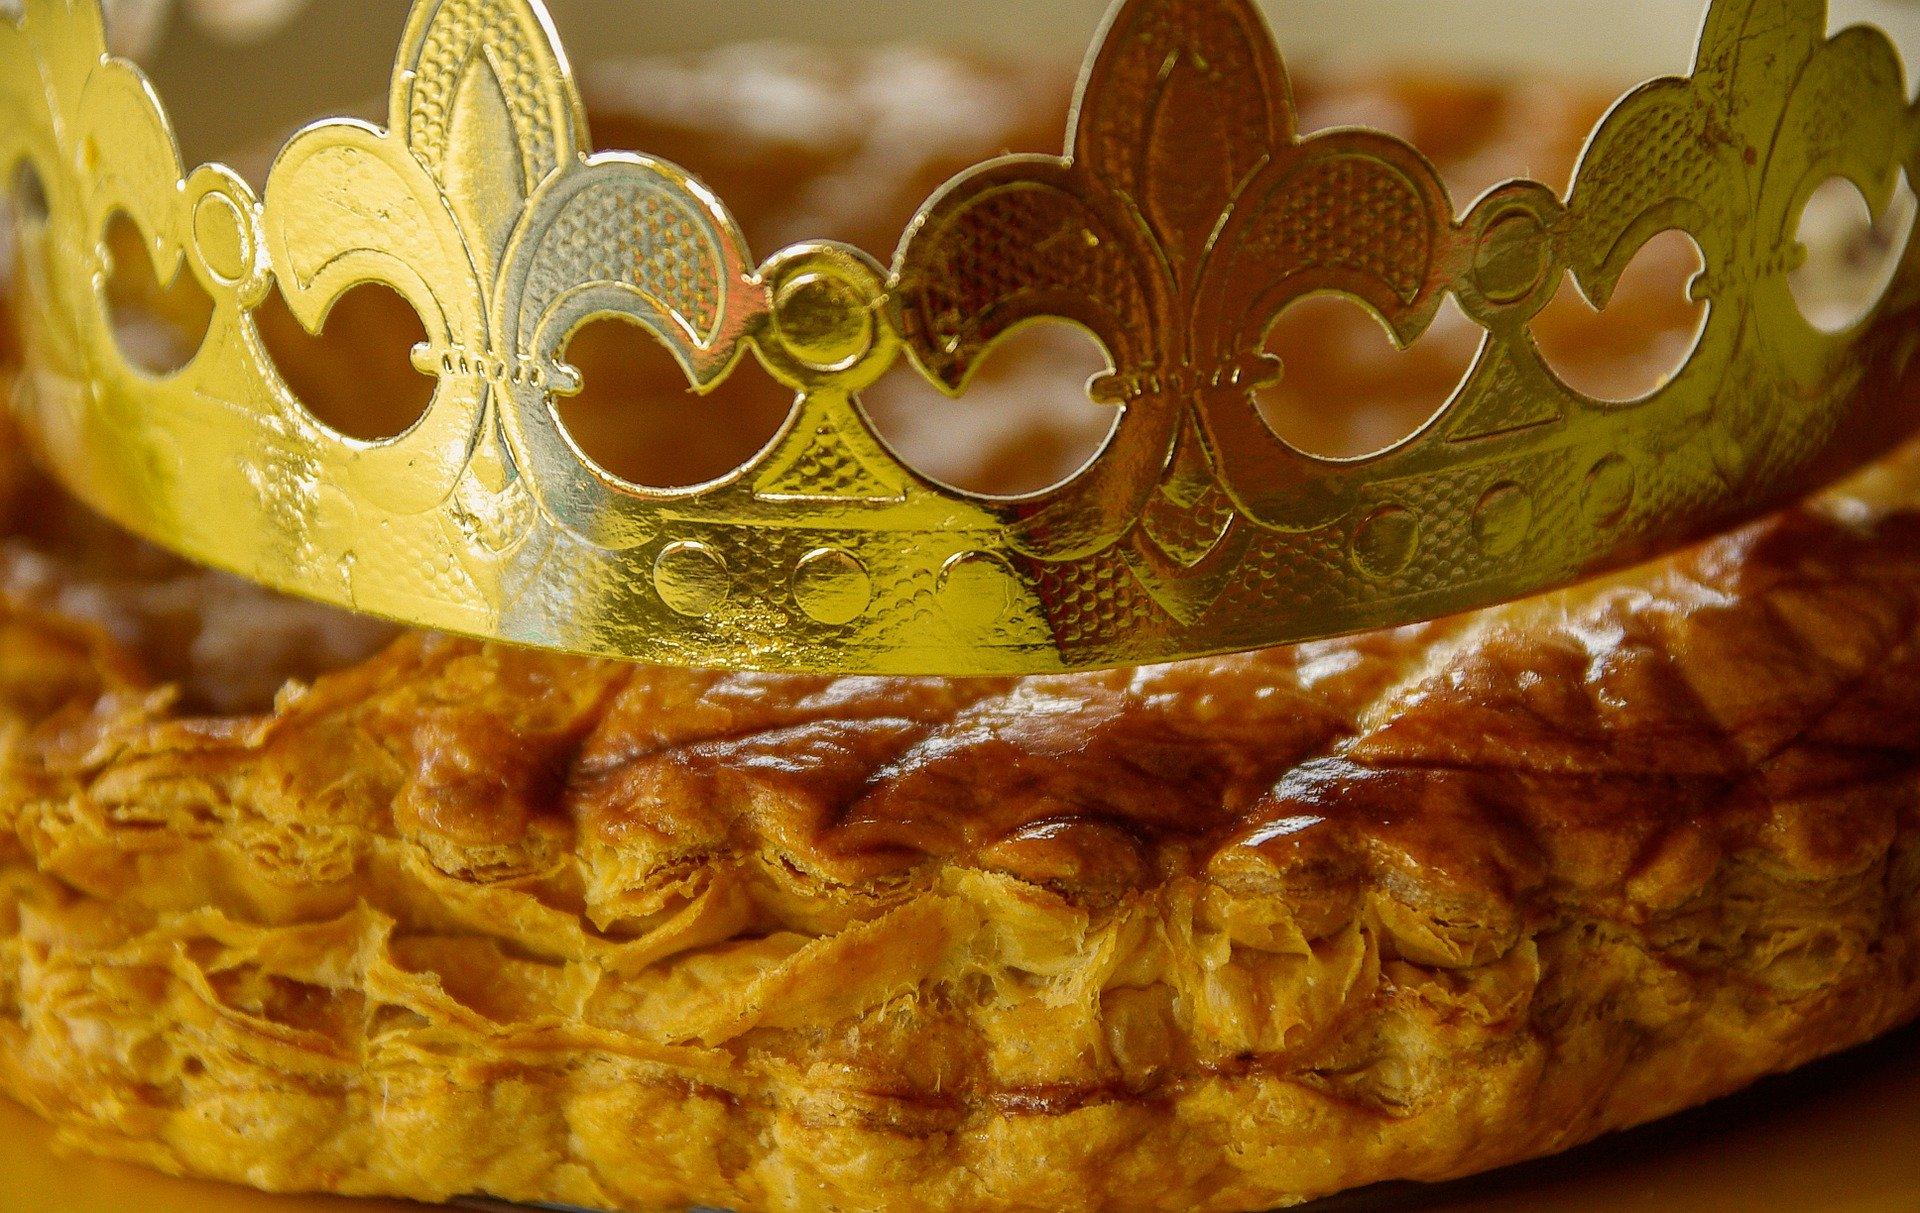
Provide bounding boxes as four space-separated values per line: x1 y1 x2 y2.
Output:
6 1023 1920 1213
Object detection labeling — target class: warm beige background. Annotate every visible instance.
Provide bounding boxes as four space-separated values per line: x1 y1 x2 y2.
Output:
139 0 1920 163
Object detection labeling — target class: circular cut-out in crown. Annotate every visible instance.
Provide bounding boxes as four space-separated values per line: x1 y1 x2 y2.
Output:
4 0 1920 673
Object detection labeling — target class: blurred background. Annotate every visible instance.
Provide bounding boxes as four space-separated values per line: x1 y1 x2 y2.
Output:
86 0 1920 493
138 0 1920 161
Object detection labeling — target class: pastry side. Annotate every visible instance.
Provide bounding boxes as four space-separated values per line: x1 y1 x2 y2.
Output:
7 409 1920 1213
2 51 1919 1213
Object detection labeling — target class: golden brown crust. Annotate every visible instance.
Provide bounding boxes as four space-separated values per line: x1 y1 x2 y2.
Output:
8 439 1920 1212
4 54 1920 1213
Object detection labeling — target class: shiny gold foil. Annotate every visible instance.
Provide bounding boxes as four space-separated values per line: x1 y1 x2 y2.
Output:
4 0 1920 674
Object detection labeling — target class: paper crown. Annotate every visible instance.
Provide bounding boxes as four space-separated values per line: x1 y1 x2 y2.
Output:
4 0 1920 674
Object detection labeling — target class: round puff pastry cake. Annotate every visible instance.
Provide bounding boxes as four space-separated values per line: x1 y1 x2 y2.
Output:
3 49 1920 1213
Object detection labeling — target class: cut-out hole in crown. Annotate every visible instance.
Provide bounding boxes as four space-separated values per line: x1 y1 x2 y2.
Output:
1534 229 1707 404
1256 295 1478 459
102 210 212 377
556 313 792 489
862 320 1118 497
255 282 435 442
1790 173 1917 335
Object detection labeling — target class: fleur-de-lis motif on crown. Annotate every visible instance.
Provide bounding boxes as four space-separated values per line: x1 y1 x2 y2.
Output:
894 0 1458 620
894 0 1920 636
4 0 1920 674
262 0 761 546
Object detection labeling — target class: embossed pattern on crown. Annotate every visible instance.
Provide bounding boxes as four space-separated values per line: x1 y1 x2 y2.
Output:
3 0 1920 673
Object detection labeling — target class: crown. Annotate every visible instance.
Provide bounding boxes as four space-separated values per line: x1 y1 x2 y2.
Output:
4 0 1920 674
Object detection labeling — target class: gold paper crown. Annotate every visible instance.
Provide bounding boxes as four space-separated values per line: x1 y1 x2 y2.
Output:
5 0 1920 674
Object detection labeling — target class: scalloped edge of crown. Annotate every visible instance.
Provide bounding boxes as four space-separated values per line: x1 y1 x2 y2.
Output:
4 0 1920 674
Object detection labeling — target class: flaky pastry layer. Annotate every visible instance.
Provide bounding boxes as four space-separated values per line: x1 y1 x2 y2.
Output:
7 435 1920 1212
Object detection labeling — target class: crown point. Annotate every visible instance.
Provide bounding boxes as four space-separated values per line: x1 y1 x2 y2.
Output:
1351 506 1421 581
1472 483 1536 558
792 548 874 626
654 541 731 619
757 242 898 391
1472 210 1553 307
1582 456 1638 529
773 270 874 373
937 551 1017 631
189 191 248 282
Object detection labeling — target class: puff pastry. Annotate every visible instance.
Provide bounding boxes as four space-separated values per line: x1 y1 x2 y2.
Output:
2 54 1919 1213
